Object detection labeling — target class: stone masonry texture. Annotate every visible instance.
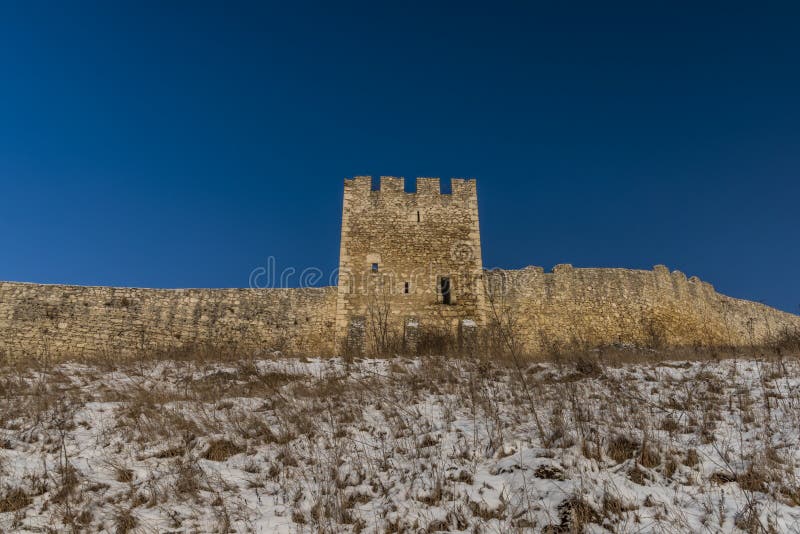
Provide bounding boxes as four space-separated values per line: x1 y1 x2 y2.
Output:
334 176 486 351
484 264 800 352
0 283 336 360
1 177 798 361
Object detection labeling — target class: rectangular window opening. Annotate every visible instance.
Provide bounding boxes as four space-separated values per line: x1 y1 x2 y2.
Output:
371 263 379 273
416 211 420 222
404 281 409 294
440 276 451 305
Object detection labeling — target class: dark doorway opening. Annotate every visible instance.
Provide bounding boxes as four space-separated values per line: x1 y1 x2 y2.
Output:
440 276 451 305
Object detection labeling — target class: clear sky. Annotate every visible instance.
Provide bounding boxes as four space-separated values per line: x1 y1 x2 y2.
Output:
1 1 798 313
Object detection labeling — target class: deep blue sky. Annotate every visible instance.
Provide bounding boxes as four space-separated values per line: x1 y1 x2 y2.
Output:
1 2 798 313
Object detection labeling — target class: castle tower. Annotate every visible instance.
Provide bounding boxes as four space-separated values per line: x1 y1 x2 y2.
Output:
335 176 485 353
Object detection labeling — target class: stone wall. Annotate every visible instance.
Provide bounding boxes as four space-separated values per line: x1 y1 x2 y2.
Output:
0 282 337 361
335 176 485 350
485 265 800 352
2 264 799 362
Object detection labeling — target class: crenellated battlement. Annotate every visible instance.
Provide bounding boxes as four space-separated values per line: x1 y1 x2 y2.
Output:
380 176 404 192
345 175 373 193
416 177 440 195
343 176 477 200
451 178 477 197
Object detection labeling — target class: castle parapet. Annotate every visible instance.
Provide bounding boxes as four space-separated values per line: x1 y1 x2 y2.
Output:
416 177 440 195
451 178 477 199
345 175 372 194
344 176 477 201
380 176 404 193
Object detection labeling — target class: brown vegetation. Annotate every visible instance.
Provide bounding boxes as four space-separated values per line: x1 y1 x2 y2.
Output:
0 334 798 531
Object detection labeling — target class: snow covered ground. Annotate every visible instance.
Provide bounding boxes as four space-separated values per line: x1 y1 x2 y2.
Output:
1 353 800 532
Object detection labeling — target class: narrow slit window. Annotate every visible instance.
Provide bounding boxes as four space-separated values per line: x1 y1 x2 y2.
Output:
416 211 420 222
439 276 451 305
404 282 409 294
371 263 379 273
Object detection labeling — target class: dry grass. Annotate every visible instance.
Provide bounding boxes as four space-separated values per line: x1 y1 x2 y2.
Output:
113 508 137 534
0 344 799 531
203 439 244 462
0 487 30 513
606 434 639 464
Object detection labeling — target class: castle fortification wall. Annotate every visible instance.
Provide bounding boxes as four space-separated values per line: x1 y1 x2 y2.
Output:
486 265 800 351
335 176 485 349
0 282 337 361
2 266 798 361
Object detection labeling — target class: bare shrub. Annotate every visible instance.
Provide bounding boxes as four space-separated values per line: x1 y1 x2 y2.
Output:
115 467 134 483
572 354 603 378
203 439 245 462
483 277 547 443
660 415 681 433
534 464 565 481
0 487 31 513
113 508 137 534
544 495 600 533
643 317 668 350
710 471 736 484
734 502 763 534
737 465 768 493
772 327 800 355
415 327 458 356
628 465 651 485
174 460 204 497
365 282 402 355
639 440 661 468
607 435 639 464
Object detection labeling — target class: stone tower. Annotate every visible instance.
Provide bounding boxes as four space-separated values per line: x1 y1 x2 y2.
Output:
335 176 485 352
